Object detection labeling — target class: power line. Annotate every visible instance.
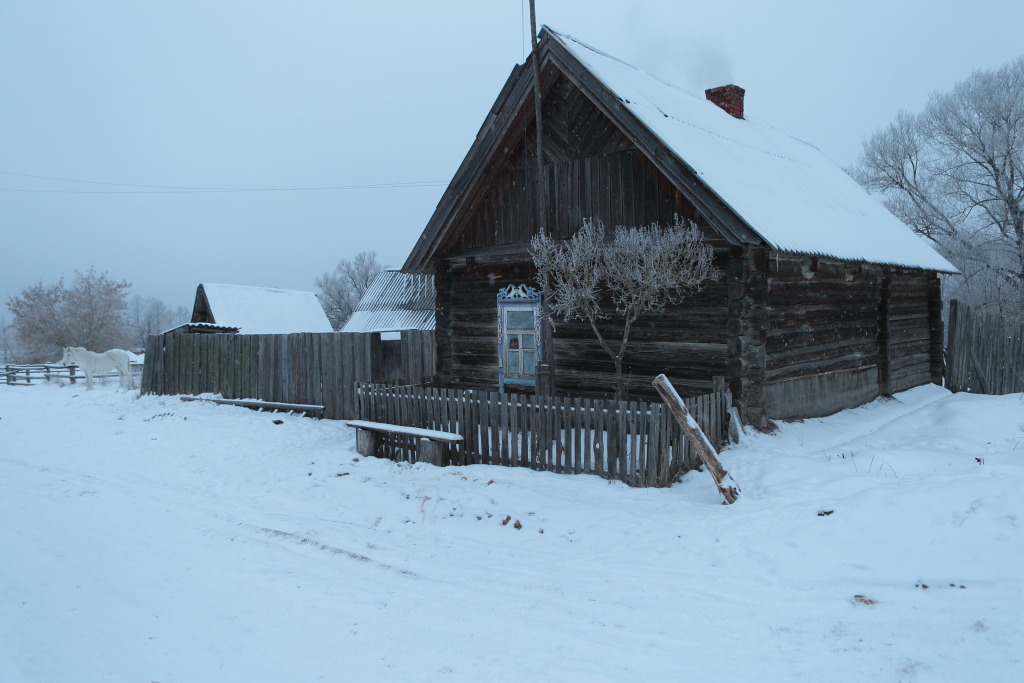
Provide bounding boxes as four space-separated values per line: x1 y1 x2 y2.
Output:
0 182 448 195
0 169 242 190
0 170 447 194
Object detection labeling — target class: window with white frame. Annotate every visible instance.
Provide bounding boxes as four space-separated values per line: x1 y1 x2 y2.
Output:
497 284 542 391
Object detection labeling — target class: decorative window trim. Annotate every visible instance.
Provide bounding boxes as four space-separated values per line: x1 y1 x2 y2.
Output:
497 284 542 392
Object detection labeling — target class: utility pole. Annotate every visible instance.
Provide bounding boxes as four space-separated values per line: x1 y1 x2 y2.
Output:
529 0 546 232
528 1 554 395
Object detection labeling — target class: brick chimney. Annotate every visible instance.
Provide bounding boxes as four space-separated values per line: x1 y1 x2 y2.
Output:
705 84 745 119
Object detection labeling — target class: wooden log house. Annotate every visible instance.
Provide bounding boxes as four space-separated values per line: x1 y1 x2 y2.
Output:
402 27 956 429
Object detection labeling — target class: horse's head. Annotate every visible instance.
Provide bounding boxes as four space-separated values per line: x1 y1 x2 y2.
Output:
61 347 82 365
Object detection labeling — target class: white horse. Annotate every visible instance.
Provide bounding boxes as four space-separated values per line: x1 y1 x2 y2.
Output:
61 347 132 390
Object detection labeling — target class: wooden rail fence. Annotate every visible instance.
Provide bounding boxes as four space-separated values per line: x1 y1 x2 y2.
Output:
945 299 1024 395
141 331 435 419
355 383 731 487
4 363 144 387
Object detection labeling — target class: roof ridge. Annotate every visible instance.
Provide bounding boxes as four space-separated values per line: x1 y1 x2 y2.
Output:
202 282 316 294
544 26 636 72
546 26 705 102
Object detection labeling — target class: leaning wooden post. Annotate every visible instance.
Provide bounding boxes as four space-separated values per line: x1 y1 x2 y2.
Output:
653 374 740 504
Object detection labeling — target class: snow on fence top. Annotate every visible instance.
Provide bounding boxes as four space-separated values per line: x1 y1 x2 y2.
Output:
549 28 957 273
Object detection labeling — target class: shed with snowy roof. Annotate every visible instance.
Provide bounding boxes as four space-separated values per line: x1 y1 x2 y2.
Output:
163 321 241 335
190 283 333 335
340 270 435 337
403 27 955 427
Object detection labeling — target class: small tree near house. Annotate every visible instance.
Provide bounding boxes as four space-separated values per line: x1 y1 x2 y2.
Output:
530 217 719 400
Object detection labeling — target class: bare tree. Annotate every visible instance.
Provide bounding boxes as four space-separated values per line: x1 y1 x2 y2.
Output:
5 269 132 362
315 251 385 330
531 217 719 400
5 281 64 362
851 56 1024 314
0 314 19 363
128 295 191 350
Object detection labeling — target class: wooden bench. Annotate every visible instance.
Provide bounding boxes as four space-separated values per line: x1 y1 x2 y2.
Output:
345 420 463 466
180 396 325 417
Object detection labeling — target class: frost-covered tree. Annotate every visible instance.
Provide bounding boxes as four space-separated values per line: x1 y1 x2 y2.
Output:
531 217 719 400
314 251 385 330
128 296 190 350
851 57 1024 314
5 269 132 362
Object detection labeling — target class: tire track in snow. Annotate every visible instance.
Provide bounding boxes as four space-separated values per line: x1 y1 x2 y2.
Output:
253 526 421 578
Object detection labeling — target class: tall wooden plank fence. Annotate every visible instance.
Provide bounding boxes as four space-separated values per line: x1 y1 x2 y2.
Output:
141 330 435 419
355 383 731 487
945 300 1024 395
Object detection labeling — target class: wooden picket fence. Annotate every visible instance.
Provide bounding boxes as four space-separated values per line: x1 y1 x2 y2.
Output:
3 363 143 386
355 383 731 487
141 330 435 419
945 299 1024 395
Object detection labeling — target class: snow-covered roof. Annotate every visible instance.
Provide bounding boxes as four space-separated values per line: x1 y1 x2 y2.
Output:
195 283 333 335
340 270 435 334
548 29 956 272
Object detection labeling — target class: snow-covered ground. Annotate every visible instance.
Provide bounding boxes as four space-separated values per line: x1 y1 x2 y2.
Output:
1 382 1021 682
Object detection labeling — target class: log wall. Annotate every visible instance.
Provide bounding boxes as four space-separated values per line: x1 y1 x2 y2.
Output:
765 255 880 383
755 255 942 421
435 256 729 399
434 248 944 421
885 271 941 393
726 246 770 427
761 255 880 419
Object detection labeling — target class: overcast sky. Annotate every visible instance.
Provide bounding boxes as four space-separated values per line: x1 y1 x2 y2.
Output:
2 0 1022 311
